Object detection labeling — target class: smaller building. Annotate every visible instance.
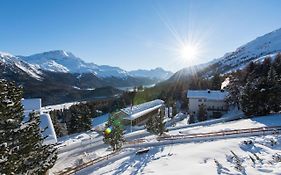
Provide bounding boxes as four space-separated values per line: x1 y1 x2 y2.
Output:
120 99 165 126
187 90 228 119
22 98 57 144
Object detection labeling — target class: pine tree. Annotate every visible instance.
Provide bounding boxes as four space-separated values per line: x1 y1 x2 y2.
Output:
197 104 207 121
267 66 281 112
225 71 244 110
0 79 57 174
145 107 167 136
49 110 64 137
17 112 57 174
211 73 222 90
103 115 125 151
68 105 92 134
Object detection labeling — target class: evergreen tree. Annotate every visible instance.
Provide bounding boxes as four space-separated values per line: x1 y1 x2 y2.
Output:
225 72 243 110
68 105 92 134
145 107 167 136
49 110 64 137
197 104 207 121
241 63 281 116
241 77 271 116
211 73 222 90
272 53 281 75
103 115 125 151
266 66 281 112
0 79 57 174
18 112 57 174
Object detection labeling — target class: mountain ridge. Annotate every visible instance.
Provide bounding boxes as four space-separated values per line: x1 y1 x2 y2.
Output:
167 27 281 82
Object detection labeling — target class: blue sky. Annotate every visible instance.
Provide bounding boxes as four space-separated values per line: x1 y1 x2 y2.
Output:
0 0 281 72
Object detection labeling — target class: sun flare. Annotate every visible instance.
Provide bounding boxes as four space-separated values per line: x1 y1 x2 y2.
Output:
180 44 198 59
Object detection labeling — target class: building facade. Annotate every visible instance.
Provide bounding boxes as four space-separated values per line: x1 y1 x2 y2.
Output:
187 90 228 119
120 99 165 126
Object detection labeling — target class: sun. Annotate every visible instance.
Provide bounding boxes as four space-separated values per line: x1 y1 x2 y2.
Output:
180 44 198 59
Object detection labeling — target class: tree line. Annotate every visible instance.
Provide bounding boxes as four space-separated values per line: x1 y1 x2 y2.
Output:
226 53 281 116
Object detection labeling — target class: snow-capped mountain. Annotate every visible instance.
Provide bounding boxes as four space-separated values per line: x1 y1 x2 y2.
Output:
212 28 281 74
167 27 281 82
19 50 128 78
1 50 167 105
129 67 173 80
0 52 42 80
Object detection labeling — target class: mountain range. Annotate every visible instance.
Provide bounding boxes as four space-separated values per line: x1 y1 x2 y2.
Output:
0 50 172 105
1 27 281 105
15 50 172 80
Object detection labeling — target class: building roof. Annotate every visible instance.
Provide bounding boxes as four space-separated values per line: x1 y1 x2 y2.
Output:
187 90 228 101
121 99 164 120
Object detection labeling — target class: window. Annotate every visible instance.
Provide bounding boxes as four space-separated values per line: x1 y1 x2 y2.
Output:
198 99 202 102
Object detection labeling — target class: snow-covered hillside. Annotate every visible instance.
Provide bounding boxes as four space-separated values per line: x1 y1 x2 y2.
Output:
0 51 42 80
51 114 281 175
129 67 173 80
83 136 281 175
20 50 129 78
213 28 281 73
168 27 281 81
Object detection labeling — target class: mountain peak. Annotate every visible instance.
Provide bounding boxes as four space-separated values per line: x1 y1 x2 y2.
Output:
32 50 75 59
0 51 14 58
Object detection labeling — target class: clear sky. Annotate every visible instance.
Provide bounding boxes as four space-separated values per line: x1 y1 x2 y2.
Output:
1 0 281 72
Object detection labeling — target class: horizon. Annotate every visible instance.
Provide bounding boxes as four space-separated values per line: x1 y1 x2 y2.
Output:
1 0 281 72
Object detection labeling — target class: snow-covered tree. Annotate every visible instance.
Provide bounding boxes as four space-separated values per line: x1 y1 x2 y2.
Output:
0 79 57 174
266 66 281 112
103 115 125 151
145 107 167 136
241 64 281 116
225 72 244 110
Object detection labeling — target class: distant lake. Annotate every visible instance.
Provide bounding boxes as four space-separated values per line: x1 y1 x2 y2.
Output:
116 84 155 91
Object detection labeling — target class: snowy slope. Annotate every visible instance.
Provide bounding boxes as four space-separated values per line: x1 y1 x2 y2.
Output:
51 114 281 174
82 136 281 175
0 51 42 80
167 28 281 81
129 67 173 80
20 50 129 78
211 28 281 73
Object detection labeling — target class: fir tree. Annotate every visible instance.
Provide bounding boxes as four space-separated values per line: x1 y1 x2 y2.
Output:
266 66 281 112
211 73 222 90
0 79 57 175
240 78 269 116
103 115 125 151
145 107 167 136
197 104 207 121
225 72 243 110
68 105 92 134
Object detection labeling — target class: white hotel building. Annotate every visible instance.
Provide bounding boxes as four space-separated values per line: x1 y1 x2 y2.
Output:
187 90 229 119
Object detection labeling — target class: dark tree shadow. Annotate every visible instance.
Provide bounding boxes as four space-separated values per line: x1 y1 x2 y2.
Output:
112 146 165 175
